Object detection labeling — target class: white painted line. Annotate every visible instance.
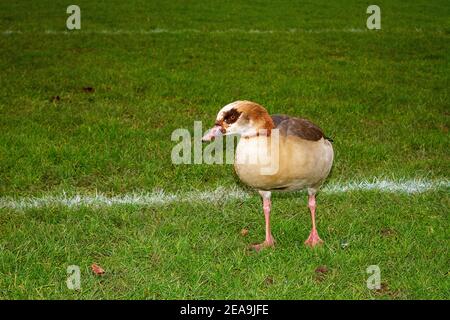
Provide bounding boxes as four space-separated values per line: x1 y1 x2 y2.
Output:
1 28 444 36
322 179 450 194
0 186 248 210
0 179 448 210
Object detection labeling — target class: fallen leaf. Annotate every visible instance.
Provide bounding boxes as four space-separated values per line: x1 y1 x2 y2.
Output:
240 228 249 236
380 228 396 237
314 265 328 282
91 263 105 275
376 282 389 294
373 282 401 298
83 87 95 93
264 276 274 285
315 265 328 274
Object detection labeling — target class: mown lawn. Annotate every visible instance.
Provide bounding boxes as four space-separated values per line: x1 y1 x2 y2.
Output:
0 0 448 299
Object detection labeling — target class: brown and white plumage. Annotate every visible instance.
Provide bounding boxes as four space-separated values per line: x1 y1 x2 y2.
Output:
202 101 334 250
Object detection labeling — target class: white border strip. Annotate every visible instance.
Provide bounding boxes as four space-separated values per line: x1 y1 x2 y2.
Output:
1 28 443 36
322 179 450 194
0 186 248 210
0 179 448 210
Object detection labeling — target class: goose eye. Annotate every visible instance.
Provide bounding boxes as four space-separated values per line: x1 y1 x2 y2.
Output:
223 109 241 124
225 115 236 124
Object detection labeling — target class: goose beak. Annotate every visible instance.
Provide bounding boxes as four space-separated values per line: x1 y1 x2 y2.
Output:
202 125 223 142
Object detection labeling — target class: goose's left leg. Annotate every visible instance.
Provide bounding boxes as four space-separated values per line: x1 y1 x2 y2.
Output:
251 191 275 251
304 192 323 247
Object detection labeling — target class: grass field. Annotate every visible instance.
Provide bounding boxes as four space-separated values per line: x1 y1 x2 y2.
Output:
0 0 449 299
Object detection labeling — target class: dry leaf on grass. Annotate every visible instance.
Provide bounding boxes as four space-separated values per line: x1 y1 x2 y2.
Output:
240 228 249 236
91 263 105 275
83 87 95 93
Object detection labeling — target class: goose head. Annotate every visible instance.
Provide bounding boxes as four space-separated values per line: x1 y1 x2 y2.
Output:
202 100 275 141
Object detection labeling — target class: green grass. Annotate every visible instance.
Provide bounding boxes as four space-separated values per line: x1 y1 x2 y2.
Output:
0 0 449 299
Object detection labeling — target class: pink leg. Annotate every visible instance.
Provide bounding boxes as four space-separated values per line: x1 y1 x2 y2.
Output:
251 191 275 251
304 194 323 247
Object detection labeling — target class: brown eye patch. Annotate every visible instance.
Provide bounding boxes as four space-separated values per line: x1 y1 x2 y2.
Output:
223 108 242 124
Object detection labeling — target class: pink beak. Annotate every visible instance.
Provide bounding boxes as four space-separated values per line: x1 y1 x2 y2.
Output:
202 125 224 142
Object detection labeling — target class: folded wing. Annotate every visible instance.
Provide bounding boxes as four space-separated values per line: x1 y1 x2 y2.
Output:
271 114 328 141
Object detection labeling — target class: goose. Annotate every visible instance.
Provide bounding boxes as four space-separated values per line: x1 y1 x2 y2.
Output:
202 101 334 251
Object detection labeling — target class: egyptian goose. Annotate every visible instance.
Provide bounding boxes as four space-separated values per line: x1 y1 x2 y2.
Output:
202 101 334 250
